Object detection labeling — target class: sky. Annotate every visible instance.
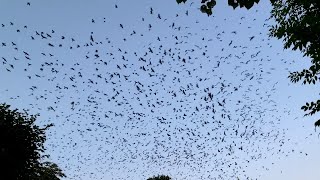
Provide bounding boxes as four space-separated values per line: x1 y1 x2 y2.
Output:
0 0 320 180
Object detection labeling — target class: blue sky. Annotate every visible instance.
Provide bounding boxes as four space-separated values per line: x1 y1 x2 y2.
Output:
0 0 320 179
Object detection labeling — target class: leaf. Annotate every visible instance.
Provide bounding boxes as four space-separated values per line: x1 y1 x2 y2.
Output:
200 5 207 13
206 8 213 16
176 0 187 4
207 0 216 8
244 0 255 9
228 0 238 9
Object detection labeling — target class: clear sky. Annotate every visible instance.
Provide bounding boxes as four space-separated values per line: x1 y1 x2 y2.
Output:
0 0 320 180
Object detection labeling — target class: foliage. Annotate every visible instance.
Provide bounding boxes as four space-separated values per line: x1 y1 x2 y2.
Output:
176 0 261 16
147 174 172 180
35 161 67 180
0 103 66 180
269 0 320 123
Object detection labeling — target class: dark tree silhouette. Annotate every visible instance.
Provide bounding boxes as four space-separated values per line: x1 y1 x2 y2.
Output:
0 103 66 179
176 0 261 16
147 174 172 180
272 0 320 121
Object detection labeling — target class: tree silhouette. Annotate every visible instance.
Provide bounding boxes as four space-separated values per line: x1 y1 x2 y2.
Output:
271 1 320 124
0 103 66 179
176 0 261 16
147 174 172 180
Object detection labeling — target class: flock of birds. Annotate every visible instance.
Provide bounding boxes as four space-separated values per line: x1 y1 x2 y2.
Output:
0 1 307 180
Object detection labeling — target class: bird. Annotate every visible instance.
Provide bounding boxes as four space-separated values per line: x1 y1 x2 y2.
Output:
0 5 302 180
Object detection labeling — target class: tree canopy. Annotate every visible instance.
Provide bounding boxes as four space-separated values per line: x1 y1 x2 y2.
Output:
147 174 172 180
0 103 66 180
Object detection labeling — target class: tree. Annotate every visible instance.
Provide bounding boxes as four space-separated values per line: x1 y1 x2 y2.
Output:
270 0 320 125
176 0 261 16
177 0 320 127
0 103 66 179
147 174 172 180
